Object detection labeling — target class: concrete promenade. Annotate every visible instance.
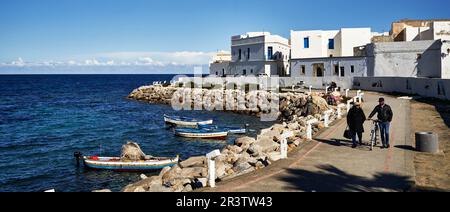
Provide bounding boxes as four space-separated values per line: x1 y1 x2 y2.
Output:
203 92 415 192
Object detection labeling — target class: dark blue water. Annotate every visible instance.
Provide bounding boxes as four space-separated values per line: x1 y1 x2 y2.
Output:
0 75 273 192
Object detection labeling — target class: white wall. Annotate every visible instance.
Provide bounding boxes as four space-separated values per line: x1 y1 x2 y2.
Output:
354 77 450 100
340 28 372 56
433 21 450 41
290 28 371 59
291 57 367 78
442 41 450 79
366 40 443 78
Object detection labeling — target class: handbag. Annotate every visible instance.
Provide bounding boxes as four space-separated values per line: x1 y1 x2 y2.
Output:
343 126 353 139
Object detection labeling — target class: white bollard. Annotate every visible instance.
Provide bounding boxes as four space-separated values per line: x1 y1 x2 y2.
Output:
337 104 346 119
309 86 312 94
325 86 330 94
280 131 294 159
347 99 353 112
358 93 364 103
206 150 221 188
357 90 361 98
306 119 318 140
345 89 350 97
323 110 333 128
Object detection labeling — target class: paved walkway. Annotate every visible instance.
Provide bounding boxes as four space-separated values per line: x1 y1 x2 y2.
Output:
203 92 415 192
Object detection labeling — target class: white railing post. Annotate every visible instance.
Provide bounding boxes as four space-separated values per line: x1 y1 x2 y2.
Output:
337 104 346 119
309 86 312 94
347 99 353 112
280 131 294 159
323 110 333 128
306 119 318 140
345 89 350 97
358 92 364 103
206 150 221 188
325 86 330 94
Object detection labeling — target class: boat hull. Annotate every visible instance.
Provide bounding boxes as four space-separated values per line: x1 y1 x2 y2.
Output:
82 156 178 172
164 115 213 127
175 130 228 139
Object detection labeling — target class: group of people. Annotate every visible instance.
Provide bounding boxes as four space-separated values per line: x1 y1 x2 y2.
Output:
346 97 394 149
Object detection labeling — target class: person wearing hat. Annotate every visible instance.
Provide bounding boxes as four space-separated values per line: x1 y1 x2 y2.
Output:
347 101 366 148
368 98 394 149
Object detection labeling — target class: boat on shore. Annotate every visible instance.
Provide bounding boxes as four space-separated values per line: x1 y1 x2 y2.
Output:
164 114 213 127
82 155 179 172
174 128 228 139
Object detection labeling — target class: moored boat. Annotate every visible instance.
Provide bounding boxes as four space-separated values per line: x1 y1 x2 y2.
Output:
197 124 247 134
164 114 213 127
82 155 179 172
174 128 228 139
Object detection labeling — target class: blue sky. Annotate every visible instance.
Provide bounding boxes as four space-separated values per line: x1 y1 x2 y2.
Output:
1 0 449 74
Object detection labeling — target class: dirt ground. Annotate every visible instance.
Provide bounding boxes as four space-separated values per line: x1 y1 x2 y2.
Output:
410 99 450 191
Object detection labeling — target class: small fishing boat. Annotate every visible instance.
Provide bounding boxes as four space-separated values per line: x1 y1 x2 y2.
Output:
82 155 179 172
197 124 247 134
174 128 228 139
164 114 213 127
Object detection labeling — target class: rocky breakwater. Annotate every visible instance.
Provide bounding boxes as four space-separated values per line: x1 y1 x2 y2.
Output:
122 85 342 192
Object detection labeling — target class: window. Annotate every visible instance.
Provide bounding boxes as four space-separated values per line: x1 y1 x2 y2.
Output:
304 37 310 48
268 47 273 60
238 49 242 60
351 65 355 73
247 48 250 60
340 67 345 77
243 69 247 75
334 65 339 75
250 69 253 74
328 39 335 49
301 65 306 75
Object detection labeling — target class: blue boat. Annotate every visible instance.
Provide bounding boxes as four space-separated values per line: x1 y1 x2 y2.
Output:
164 114 213 127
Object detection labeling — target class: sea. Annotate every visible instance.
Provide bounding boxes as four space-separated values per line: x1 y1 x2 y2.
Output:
0 74 273 192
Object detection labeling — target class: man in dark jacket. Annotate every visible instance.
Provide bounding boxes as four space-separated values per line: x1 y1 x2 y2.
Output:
347 102 366 148
368 98 393 149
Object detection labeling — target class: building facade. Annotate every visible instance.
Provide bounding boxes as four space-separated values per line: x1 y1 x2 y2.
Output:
209 51 231 76
290 28 372 59
209 32 290 77
391 19 450 42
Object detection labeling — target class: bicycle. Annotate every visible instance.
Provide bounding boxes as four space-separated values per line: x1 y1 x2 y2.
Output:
368 119 381 151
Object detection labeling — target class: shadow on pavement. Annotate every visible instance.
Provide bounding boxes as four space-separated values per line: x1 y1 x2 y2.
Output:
395 145 416 152
415 98 450 128
279 164 413 192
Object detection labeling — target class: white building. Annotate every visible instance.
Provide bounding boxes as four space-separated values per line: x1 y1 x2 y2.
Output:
210 32 290 77
363 39 450 79
290 28 372 59
392 20 450 42
209 51 231 76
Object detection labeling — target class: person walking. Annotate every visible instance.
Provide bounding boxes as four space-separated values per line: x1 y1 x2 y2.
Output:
347 102 366 148
368 98 393 149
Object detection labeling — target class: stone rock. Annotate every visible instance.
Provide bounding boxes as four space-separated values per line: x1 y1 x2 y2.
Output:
162 165 182 184
92 189 112 192
247 144 263 157
140 174 148 180
267 152 282 162
148 184 174 192
182 184 193 192
288 122 301 131
255 137 279 153
179 156 206 168
255 161 265 170
180 167 208 179
234 137 256 150
226 145 243 154
133 186 146 192
293 139 302 146
233 159 252 173
197 178 208 187
215 160 231 179
159 166 172 177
